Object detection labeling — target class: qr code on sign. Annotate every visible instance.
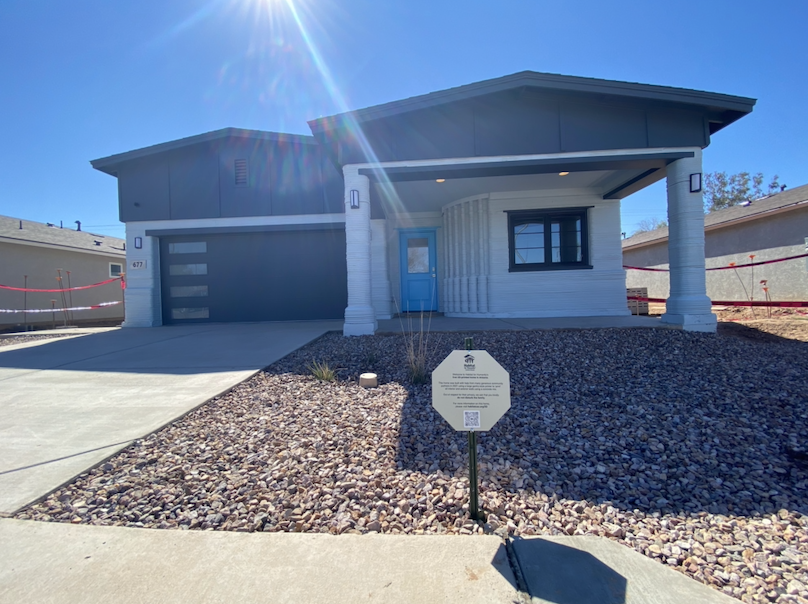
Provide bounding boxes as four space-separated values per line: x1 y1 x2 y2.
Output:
463 410 481 429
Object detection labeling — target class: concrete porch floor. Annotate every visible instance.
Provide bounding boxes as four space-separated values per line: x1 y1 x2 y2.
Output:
377 314 669 333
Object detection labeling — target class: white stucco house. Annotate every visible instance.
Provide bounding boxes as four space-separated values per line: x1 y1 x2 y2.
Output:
91 71 755 334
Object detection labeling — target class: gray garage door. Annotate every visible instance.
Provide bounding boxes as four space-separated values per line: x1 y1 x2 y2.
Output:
160 228 347 324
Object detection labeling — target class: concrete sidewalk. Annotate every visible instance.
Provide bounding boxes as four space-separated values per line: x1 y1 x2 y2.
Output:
0 321 340 515
0 519 741 604
0 519 519 604
511 536 737 603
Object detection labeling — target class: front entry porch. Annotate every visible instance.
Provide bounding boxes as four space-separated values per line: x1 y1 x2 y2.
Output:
341 147 716 336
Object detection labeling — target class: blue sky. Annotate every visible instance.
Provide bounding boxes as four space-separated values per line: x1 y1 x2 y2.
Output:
1 0 806 239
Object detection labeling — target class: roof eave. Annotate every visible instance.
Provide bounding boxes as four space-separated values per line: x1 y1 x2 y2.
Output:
91 127 316 176
308 71 757 134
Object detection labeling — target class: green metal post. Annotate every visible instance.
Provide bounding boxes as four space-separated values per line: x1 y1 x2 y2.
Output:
465 336 480 522
468 431 479 521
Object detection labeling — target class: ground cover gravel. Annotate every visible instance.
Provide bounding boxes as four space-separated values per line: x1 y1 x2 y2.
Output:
0 333 70 348
17 327 808 603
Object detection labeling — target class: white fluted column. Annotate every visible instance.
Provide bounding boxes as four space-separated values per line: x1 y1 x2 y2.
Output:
661 148 716 332
342 167 377 336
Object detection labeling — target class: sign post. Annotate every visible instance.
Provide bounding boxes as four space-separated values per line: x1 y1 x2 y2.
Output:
432 337 511 522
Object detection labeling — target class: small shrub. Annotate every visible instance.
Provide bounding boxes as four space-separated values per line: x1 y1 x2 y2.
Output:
308 360 336 381
403 311 431 385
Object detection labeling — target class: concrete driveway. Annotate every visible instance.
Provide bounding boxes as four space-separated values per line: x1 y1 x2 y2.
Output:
0 321 340 515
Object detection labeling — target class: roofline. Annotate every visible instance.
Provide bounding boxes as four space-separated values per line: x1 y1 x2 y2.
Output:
0 236 127 257
90 128 316 176
622 199 808 251
308 71 757 133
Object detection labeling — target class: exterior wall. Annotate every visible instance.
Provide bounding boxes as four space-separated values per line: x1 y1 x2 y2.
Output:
484 189 628 317
117 138 343 223
0 241 125 328
331 91 709 165
370 219 393 319
383 189 628 318
123 214 346 327
624 206 808 301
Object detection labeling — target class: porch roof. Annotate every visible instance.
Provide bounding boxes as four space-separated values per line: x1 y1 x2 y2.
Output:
358 150 692 201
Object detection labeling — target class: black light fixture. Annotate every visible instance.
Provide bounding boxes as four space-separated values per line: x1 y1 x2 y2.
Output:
350 189 360 209
134 236 143 249
690 173 702 193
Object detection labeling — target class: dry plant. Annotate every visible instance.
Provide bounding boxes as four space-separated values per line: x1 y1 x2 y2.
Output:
395 288 436 385
308 359 336 382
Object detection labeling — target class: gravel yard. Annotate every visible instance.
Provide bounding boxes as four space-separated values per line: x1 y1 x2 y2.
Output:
17 327 808 603
0 333 71 348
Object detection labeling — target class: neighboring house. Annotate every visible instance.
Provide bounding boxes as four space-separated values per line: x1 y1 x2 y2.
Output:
91 71 755 334
0 216 126 329
623 183 808 303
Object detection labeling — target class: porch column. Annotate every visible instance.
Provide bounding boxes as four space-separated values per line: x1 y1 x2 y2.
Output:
343 166 377 336
661 148 716 332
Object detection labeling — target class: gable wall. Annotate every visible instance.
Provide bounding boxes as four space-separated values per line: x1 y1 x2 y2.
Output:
334 91 709 165
117 138 343 223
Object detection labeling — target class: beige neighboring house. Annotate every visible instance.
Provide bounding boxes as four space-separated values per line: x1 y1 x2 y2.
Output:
623 183 808 303
0 216 126 330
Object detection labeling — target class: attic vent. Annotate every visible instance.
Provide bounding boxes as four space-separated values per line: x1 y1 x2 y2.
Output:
234 159 248 187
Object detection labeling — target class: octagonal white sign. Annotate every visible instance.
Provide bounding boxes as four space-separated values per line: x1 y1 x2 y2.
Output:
432 350 511 432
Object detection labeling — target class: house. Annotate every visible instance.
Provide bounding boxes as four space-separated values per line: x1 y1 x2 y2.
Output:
623 183 808 303
90 71 755 334
0 216 126 329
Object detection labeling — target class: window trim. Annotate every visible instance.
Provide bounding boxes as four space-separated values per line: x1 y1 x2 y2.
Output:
109 262 123 278
506 207 592 272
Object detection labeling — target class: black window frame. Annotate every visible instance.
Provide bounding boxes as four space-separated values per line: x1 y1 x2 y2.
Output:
506 207 592 272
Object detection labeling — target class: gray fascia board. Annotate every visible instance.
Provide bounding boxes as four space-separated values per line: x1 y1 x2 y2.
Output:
91 128 317 176
308 71 756 133
144 222 345 237
358 152 692 184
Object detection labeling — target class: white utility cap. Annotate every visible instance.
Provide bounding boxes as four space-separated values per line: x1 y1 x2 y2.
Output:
359 373 378 388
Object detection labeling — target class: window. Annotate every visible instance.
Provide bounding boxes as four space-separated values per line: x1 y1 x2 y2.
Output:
171 307 210 320
169 242 207 254
109 263 123 277
170 285 208 298
507 208 591 272
169 263 208 276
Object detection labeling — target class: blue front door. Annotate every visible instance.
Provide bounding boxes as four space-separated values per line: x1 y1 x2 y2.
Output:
399 230 437 312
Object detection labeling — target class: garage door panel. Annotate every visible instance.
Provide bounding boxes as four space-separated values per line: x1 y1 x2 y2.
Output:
161 230 346 324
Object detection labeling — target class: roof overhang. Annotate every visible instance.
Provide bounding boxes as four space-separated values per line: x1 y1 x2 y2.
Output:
357 149 692 201
309 71 756 135
91 128 316 177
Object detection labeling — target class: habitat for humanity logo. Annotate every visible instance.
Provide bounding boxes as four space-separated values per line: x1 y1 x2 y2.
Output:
464 354 475 371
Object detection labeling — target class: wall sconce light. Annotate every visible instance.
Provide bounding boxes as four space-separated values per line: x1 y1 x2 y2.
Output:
690 173 702 193
134 236 143 249
350 189 360 209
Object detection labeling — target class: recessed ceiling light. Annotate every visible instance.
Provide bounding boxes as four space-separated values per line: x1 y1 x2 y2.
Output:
436 179 445 183
559 172 570 176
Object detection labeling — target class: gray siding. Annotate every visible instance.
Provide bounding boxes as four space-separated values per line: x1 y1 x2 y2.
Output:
118 137 343 223
118 156 171 221
333 90 709 165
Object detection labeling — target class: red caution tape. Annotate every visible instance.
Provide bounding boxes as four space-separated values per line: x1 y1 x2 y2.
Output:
0 301 123 314
0 277 123 293
624 252 808 273
628 296 808 308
